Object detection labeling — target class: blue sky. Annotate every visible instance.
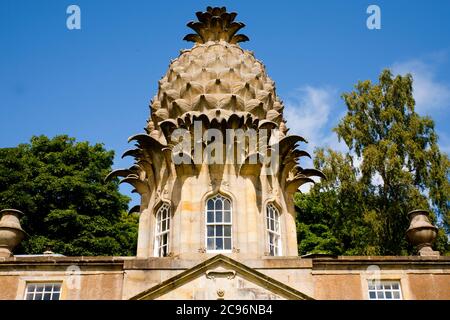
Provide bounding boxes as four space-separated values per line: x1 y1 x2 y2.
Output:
1 0 450 205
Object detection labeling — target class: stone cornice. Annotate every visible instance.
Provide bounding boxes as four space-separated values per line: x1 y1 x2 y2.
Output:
1 255 449 270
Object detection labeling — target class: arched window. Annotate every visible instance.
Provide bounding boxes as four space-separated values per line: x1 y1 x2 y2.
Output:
154 203 171 257
206 194 232 252
266 203 281 256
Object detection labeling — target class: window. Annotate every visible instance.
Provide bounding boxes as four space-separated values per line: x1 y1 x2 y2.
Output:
368 280 402 300
24 283 61 300
206 194 232 252
266 203 281 256
154 203 171 257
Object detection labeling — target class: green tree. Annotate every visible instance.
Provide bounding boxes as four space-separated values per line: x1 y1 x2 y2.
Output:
296 70 449 255
0 135 138 256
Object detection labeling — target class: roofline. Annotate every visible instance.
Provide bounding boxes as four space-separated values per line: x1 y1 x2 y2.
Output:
129 254 314 300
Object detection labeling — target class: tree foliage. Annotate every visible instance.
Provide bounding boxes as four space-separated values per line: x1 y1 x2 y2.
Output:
296 70 450 256
0 135 138 256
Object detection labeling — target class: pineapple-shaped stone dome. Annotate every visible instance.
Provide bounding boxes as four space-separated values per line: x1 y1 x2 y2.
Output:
148 6 286 143
108 7 325 259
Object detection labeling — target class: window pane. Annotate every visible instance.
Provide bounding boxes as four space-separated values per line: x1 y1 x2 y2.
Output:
224 211 231 223
207 200 214 210
162 245 168 257
224 238 231 250
268 233 274 245
215 199 222 210
155 204 171 257
224 199 230 210
215 238 223 250
207 211 214 223
367 281 402 300
25 283 62 300
274 246 279 256
224 226 231 236
207 238 215 250
206 195 232 252
216 211 222 222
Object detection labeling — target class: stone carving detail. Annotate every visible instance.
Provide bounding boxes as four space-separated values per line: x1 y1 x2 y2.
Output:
105 6 326 258
198 247 207 253
206 267 236 280
406 209 440 256
0 209 26 258
184 7 249 44
216 289 225 299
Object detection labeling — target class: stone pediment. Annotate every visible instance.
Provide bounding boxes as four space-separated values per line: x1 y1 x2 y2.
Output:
130 254 313 300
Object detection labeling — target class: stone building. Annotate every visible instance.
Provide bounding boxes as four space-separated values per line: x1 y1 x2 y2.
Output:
0 7 449 300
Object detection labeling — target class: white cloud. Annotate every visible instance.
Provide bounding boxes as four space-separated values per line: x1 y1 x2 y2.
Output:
284 86 346 155
391 59 450 114
283 86 347 192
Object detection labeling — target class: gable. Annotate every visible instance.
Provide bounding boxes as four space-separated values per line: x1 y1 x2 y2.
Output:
130 254 313 300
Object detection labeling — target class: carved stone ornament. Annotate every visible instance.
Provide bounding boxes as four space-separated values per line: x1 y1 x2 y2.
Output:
216 289 225 298
198 247 207 253
406 209 440 257
206 267 236 280
0 209 26 258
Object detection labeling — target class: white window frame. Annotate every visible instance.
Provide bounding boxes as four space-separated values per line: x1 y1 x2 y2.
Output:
367 280 403 300
205 194 233 253
266 203 282 256
24 282 62 300
154 202 171 257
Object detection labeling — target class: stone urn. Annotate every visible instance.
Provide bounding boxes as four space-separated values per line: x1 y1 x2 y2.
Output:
406 209 439 257
0 209 26 258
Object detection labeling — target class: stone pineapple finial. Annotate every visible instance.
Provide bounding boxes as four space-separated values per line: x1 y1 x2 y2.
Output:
0 209 26 258
183 6 249 44
406 209 440 257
